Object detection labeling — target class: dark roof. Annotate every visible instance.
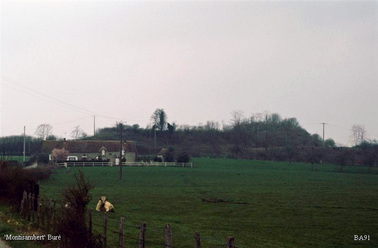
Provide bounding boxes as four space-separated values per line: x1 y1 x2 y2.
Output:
42 140 137 154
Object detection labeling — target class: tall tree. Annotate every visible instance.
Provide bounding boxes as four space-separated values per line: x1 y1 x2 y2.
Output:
35 124 53 140
151 108 167 131
231 110 244 128
351 124 367 146
71 125 85 140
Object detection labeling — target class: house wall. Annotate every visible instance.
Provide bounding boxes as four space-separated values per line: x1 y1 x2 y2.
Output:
125 152 136 162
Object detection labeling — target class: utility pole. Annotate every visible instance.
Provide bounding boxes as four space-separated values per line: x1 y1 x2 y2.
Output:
119 122 123 180
23 126 26 164
93 116 96 136
154 126 157 150
321 122 326 147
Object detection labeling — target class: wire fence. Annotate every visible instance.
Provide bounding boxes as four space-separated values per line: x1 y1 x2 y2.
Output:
19 192 241 248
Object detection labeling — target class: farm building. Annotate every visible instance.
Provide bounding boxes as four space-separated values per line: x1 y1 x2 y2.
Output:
41 140 137 162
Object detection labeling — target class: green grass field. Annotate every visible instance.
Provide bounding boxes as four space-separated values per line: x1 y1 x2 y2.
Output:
40 158 378 248
0 156 30 164
0 205 43 248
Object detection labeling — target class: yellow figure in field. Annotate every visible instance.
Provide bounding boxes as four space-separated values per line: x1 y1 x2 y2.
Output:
96 196 114 212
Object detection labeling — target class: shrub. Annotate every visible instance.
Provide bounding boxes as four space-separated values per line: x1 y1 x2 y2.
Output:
56 170 94 248
0 161 52 208
177 152 190 163
153 156 162 162
164 146 175 162
51 148 69 161
37 153 50 164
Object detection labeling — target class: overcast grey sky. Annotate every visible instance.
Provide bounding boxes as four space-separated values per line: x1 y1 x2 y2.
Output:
1 0 377 146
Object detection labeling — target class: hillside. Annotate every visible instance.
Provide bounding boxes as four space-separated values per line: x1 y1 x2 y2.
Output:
86 114 325 161
1 113 377 166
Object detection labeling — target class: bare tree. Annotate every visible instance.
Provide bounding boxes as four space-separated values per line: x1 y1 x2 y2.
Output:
250 112 266 123
350 124 367 146
71 125 85 140
231 110 245 127
205 121 220 131
35 124 53 140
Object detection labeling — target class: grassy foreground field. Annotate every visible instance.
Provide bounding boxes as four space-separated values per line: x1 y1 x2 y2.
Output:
40 158 378 248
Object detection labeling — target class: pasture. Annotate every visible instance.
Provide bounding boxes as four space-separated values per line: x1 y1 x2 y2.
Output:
0 156 30 164
40 158 378 247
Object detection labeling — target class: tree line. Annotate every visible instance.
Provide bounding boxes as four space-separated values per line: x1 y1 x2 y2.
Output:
79 109 378 166
0 135 43 157
1 109 377 166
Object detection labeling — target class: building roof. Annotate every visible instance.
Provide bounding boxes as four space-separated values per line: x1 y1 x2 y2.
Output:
42 140 137 154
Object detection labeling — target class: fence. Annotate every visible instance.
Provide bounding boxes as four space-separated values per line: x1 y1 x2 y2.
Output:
56 161 194 168
122 162 194 168
19 192 238 248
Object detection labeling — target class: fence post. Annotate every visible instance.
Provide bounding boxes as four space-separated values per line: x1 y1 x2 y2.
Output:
47 199 51 232
36 197 40 227
52 199 56 233
194 231 201 248
227 237 235 248
119 217 124 248
88 208 93 239
88 209 93 247
40 197 45 229
27 192 32 221
31 194 35 222
165 224 173 248
103 212 107 248
20 191 26 216
139 222 146 248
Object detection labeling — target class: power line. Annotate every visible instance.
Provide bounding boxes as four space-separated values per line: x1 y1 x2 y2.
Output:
1 74 123 121
1 75 97 116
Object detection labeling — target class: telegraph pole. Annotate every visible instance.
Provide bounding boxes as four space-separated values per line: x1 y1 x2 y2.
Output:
154 126 157 150
321 122 326 147
23 126 26 164
93 116 96 136
119 122 123 180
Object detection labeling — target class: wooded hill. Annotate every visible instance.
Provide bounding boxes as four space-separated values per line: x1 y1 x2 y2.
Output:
1 113 377 166
87 113 329 161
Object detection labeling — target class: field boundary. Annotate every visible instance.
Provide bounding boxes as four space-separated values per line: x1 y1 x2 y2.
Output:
56 161 194 168
18 191 237 248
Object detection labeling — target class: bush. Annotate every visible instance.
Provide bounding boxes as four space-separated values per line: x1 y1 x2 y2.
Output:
177 152 190 163
56 170 94 248
164 146 175 162
137 155 155 162
37 153 50 164
0 161 52 208
153 156 162 162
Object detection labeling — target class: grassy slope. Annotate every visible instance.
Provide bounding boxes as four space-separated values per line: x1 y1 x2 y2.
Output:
0 205 43 248
40 158 378 248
